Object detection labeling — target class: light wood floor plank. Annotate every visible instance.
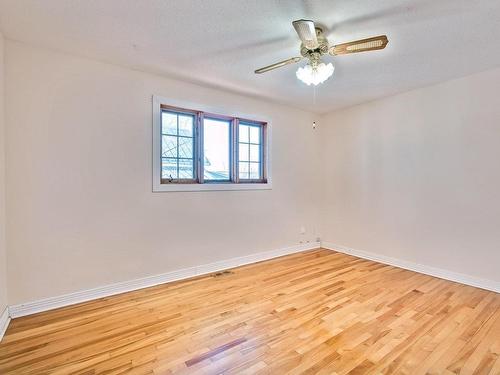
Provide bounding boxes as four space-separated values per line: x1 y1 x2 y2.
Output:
0 249 498 374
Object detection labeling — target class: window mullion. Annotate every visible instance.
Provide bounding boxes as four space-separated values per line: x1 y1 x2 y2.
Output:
197 112 205 184
176 114 180 181
232 118 239 183
263 124 267 182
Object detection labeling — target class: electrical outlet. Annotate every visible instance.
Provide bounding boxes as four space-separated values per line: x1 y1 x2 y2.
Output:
300 226 306 234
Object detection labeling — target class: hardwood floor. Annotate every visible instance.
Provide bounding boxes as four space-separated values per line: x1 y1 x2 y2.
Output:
0 249 499 374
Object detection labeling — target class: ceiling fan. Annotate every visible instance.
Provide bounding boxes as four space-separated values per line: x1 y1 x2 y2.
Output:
255 19 388 86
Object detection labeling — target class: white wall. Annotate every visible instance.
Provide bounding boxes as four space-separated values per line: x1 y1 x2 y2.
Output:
320 67 500 283
5 41 321 305
0 33 7 314
4 38 500 307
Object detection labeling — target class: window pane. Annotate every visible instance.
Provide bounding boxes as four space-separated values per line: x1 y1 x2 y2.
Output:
204 118 230 181
249 162 261 179
239 143 249 162
178 158 194 179
178 115 194 136
249 126 260 144
238 123 263 180
178 136 193 158
239 162 249 180
249 144 260 162
162 158 178 180
239 125 249 143
162 135 177 158
162 112 177 135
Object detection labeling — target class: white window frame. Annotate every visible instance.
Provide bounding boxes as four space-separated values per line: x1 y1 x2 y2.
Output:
152 95 272 192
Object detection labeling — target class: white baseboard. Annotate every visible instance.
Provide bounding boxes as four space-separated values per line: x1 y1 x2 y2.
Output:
322 241 500 294
0 307 10 342
8 242 320 318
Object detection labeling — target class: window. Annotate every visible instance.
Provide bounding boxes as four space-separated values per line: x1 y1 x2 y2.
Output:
153 97 270 192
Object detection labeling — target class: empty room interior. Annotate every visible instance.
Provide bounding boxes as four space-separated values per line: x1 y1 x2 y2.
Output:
0 1 499 374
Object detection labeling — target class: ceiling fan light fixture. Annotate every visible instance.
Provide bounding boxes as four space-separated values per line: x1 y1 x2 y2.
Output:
296 62 334 86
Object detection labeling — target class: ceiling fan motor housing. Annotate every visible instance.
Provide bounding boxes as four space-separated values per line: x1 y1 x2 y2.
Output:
300 28 329 58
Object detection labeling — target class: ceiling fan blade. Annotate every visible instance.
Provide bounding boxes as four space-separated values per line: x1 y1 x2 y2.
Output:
330 35 388 55
292 19 319 50
254 57 302 74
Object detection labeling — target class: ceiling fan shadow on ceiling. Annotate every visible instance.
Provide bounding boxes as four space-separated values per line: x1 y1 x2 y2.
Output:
254 19 388 86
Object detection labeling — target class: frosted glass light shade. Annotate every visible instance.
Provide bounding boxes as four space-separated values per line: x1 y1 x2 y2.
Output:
296 62 334 86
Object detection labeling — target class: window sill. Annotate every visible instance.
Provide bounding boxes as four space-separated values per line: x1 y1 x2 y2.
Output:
153 182 272 192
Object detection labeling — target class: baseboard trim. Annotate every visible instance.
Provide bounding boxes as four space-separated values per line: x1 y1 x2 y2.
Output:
322 241 500 294
8 242 320 318
0 307 10 341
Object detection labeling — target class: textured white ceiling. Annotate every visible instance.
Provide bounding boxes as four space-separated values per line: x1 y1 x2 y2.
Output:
1 0 500 113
